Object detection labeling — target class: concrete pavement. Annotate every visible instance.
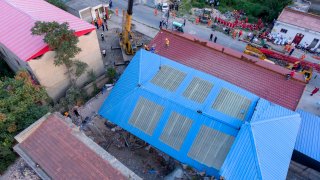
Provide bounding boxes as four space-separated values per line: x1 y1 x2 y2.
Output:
111 0 247 52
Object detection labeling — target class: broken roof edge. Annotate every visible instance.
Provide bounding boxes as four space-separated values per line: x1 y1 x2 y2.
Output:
158 30 306 83
15 112 51 143
13 145 51 180
14 112 141 180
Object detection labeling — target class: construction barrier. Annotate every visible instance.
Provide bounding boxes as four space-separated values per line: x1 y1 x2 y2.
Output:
154 8 158 16
207 19 212 27
195 17 200 24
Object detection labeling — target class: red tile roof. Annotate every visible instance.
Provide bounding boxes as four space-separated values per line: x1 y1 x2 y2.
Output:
149 30 306 110
278 8 320 33
19 114 126 179
0 0 95 61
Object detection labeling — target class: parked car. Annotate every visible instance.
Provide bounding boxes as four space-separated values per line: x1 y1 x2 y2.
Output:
162 3 169 12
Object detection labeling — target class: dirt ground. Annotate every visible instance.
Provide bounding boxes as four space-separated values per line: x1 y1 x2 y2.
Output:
0 158 40 180
82 115 179 179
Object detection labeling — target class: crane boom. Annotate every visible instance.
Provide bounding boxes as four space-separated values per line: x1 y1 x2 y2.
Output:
121 0 135 55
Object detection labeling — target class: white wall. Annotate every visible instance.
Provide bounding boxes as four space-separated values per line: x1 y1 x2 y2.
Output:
0 42 33 75
272 21 320 48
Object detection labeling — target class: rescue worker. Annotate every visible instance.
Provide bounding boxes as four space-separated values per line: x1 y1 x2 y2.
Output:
300 53 306 60
144 45 150 51
101 33 104 41
165 38 170 47
286 70 295 80
311 87 320 96
154 8 158 16
115 8 118 16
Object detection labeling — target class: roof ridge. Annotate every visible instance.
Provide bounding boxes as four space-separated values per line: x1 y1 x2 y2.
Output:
160 30 305 82
250 113 300 126
4 0 36 21
247 123 263 179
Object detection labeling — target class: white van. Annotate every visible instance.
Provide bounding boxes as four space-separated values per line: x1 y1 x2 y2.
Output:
162 3 169 12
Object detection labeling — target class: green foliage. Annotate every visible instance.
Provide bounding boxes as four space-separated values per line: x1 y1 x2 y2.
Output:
106 68 117 84
219 0 292 22
73 60 88 77
31 21 81 68
179 0 192 15
46 0 66 10
191 0 206 9
0 71 49 173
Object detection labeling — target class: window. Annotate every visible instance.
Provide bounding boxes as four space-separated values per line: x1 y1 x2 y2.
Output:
129 97 164 135
160 112 193 150
187 125 235 169
212 88 251 120
151 65 186 91
280 29 288 33
183 77 213 103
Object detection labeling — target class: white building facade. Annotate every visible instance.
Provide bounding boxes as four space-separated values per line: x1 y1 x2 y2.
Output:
272 8 320 49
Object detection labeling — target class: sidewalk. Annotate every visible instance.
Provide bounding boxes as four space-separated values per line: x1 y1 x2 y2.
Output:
298 71 320 116
266 42 320 64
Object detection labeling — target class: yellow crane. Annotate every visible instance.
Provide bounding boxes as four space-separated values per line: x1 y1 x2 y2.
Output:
119 0 136 55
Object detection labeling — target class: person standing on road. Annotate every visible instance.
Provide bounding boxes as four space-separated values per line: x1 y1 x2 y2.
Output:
238 30 243 38
214 36 217 43
159 20 162 29
183 18 186 26
102 49 106 57
154 8 158 16
101 33 104 41
210 33 213 41
311 87 319 96
289 47 295 56
109 0 113 9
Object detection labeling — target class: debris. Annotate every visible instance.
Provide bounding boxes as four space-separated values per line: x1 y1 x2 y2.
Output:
111 126 122 132
164 167 183 180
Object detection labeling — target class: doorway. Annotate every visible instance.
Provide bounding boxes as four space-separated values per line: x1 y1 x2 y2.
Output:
308 38 319 49
293 33 304 45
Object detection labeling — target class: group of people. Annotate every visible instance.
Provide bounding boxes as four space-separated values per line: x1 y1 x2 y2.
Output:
209 33 218 43
159 20 168 29
93 18 109 32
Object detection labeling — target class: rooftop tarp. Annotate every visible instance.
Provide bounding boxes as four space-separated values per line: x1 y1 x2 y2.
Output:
99 50 301 179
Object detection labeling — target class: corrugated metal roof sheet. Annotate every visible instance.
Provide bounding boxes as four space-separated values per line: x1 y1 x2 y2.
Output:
99 50 301 179
149 30 306 110
0 0 95 61
221 99 301 180
295 110 320 162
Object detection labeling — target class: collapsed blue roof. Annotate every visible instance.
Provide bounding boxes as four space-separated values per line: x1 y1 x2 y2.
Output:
295 110 320 162
99 50 301 179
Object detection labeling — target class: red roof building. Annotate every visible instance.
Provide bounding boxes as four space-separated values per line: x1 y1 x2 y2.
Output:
149 30 306 110
14 113 140 180
0 0 95 61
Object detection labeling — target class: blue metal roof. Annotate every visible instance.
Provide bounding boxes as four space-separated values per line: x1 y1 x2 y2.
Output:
295 110 320 162
221 99 301 180
99 50 301 179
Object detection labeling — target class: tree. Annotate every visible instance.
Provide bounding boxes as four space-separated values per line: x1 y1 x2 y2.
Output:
0 71 49 173
46 0 66 10
31 21 88 83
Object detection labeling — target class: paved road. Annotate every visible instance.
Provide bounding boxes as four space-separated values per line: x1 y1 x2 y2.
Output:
112 0 247 52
